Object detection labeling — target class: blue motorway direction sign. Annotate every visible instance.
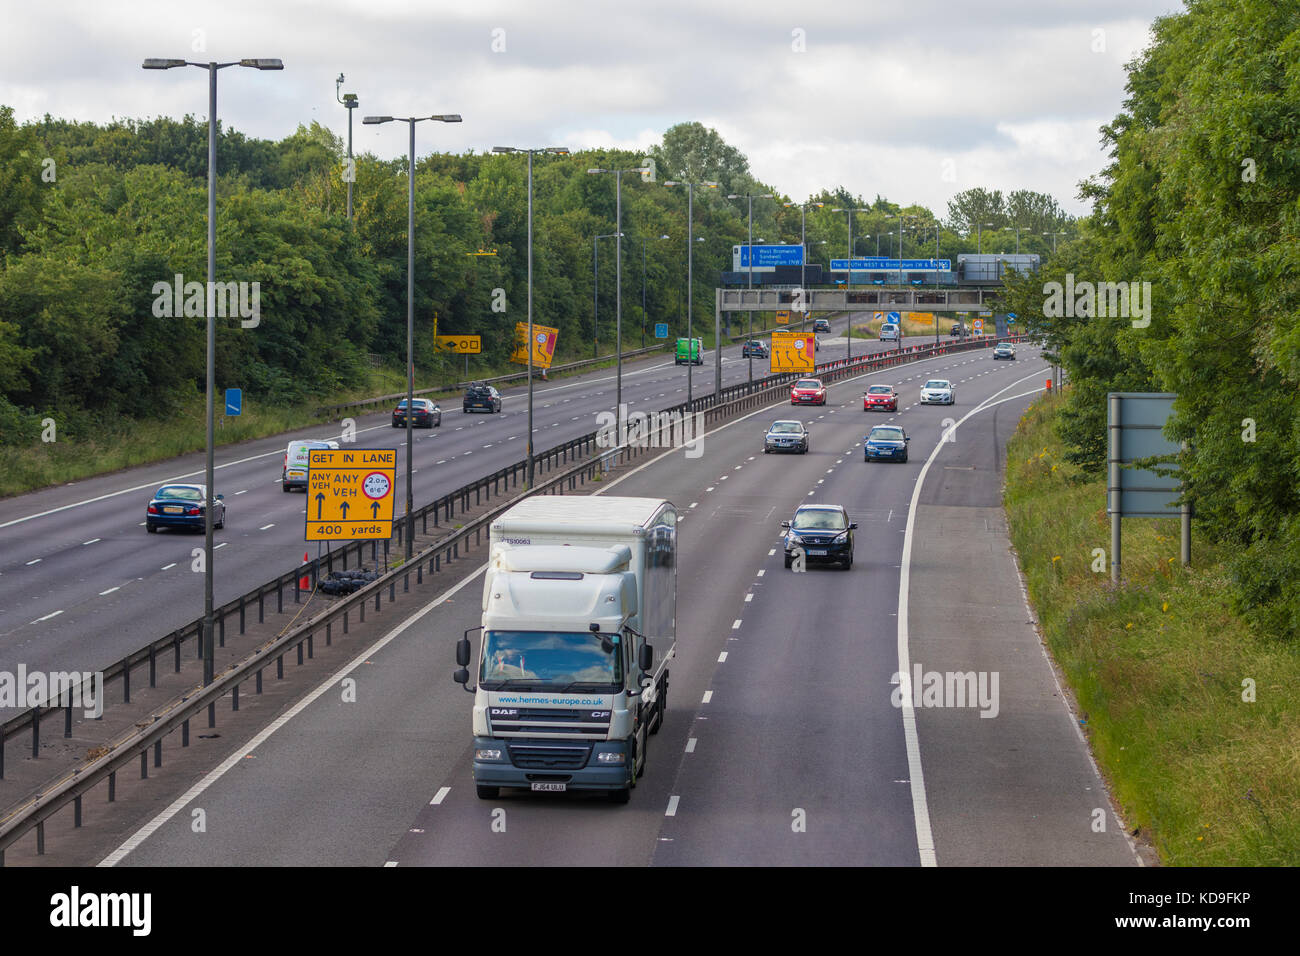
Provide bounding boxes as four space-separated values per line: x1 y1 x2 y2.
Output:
735 244 804 268
830 258 952 272
654 322 669 339
887 312 901 323
225 388 242 416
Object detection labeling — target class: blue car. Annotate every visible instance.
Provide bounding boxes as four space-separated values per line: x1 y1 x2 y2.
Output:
864 425 910 462
146 483 225 533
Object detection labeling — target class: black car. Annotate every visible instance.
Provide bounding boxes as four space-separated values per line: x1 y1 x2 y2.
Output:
950 323 965 337
782 504 856 570
393 398 441 428
741 340 769 358
463 383 502 413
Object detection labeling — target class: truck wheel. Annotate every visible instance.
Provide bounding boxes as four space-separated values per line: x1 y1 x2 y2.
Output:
476 785 499 800
783 553 793 569
651 682 666 735
636 736 648 779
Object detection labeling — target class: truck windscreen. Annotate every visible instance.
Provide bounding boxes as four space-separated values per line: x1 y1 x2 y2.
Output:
479 631 623 690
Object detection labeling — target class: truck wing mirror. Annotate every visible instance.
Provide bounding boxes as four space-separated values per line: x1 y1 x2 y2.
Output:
453 667 475 692
638 643 654 673
455 637 471 667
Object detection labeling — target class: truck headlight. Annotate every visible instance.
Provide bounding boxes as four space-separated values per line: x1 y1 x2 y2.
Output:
475 749 502 761
596 752 625 764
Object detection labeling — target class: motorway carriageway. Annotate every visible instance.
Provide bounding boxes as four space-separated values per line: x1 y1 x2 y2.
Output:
0 312 891 678
98 340 1140 867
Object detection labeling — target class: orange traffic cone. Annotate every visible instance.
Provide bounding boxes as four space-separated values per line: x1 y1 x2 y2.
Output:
299 552 311 590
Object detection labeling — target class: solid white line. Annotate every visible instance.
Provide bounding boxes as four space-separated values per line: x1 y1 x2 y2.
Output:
701 690 713 704
665 795 680 816
895 367 1049 868
99 587 120 596
98 557 491 867
430 786 451 805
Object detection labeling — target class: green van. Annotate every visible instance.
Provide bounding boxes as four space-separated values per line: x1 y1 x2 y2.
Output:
675 337 704 365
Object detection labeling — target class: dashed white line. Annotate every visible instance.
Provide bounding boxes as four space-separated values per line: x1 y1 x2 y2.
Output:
756 569 765 577
260 524 275 531
666 796 680 816
161 563 176 570
702 690 713 704
731 619 742 629
99 586 120 596
744 593 754 602
234 490 248 495
685 738 697 753
718 651 728 662
214 542 228 550
83 538 100 545
689 502 698 509
25 558 41 565
33 610 63 623
430 787 451 805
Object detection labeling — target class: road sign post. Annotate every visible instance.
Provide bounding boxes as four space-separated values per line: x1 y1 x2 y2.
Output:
1107 392 1186 582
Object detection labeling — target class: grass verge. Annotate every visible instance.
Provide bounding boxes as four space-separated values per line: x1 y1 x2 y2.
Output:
1004 389 1300 865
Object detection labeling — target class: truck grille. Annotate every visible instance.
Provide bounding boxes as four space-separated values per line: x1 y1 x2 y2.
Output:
508 743 592 770
489 708 611 738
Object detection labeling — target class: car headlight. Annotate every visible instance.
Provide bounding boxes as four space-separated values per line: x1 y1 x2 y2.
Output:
833 531 849 543
475 749 502 761
596 751 625 764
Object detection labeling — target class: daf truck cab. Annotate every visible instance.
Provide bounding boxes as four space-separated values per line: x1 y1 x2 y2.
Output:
454 496 677 803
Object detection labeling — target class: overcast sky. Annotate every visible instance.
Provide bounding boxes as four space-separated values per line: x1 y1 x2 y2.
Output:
1 0 1183 217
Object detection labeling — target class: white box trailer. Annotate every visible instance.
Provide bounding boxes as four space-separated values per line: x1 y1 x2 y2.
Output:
454 495 677 803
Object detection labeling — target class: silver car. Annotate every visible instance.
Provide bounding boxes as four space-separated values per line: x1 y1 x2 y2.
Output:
993 343 1016 360
920 378 955 405
764 420 810 454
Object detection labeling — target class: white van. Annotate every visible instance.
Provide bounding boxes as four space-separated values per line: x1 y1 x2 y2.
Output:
282 439 339 492
879 323 901 342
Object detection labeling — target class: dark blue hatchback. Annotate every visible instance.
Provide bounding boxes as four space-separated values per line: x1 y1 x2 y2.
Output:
146 484 225 533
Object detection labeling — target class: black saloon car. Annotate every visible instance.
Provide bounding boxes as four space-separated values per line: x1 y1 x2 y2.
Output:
782 504 856 570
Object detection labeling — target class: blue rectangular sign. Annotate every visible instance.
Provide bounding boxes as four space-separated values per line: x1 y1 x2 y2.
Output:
736 244 804 268
225 388 242 416
830 258 951 272
654 323 669 339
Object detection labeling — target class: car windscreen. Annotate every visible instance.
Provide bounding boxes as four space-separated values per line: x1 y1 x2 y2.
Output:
156 486 202 500
867 386 892 394
924 380 949 389
869 428 904 441
478 630 622 689
794 380 821 389
791 509 847 531
769 422 803 433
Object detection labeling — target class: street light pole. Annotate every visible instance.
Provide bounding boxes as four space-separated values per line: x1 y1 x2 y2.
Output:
833 206 870 362
143 55 282 686
640 233 670 351
335 75 357 224
664 180 719 404
363 111 462 560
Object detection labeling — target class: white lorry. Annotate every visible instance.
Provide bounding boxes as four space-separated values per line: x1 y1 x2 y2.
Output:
454 495 677 803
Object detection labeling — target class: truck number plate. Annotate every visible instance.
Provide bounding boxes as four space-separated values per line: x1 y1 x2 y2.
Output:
531 782 566 792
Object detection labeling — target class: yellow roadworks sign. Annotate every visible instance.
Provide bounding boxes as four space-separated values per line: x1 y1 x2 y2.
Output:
775 310 791 324
436 334 481 354
306 448 397 541
770 330 815 373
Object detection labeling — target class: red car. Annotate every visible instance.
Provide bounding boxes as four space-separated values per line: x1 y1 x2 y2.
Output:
864 384 898 412
790 377 827 405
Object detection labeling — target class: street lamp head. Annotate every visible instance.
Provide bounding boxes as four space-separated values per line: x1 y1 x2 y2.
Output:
588 168 606 175
142 58 187 69
430 114 461 122
342 93 358 107
363 116 393 125
239 58 284 70
492 146 516 153
546 147 569 154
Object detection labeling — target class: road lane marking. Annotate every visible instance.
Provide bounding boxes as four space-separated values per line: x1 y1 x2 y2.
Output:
718 651 728 662
100 554 492 867
260 524 275 531
702 690 713 704
161 563 176 570
685 738 696 753
731 620 741 629
83 538 100 545
665 796 680 816
32 610 63 623
430 787 451 805
99 586 120 596
26 558 41 565
744 593 753 602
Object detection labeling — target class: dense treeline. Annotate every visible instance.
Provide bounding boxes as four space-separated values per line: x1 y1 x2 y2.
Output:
0 106 1070 448
999 0 1300 637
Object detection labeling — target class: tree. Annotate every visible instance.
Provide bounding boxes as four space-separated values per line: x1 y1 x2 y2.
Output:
945 188 1006 232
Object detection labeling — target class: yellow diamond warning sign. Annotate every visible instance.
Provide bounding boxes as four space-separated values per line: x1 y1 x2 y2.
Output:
305 448 397 541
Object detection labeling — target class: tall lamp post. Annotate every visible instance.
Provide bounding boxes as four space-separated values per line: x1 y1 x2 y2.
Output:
640 233 670 350
833 205 870 362
363 111 462 560
588 165 653 415
142 55 282 687
663 180 718 403
493 147 568 486
728 192 773 382
973 220 995 254
1043 231 1066 254
335 74 358 223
